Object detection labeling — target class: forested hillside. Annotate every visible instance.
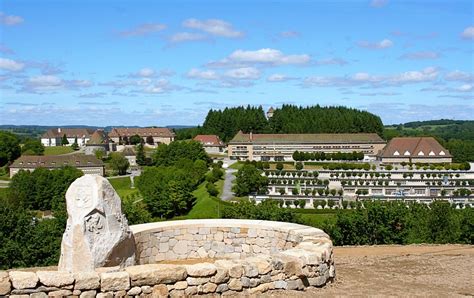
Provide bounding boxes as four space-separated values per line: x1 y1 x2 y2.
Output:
195 105 384 142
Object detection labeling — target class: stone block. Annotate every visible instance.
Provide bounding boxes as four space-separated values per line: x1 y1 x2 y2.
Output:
173 281 188 290
172 240 188 255
30 293 48 298
152 284 168 297
48 289 73 296
127 286 142 295
0 271 11 295
273 280 288 289
216 283 229 293
126 264 186 286
210 268 229 284
240 277 250 288
74 272 100 290
36 271 74 287
287 279 304 290
79 290 97 298
100 271 130 292
227 278 243 291
197 247 208 258
243 264 258 278
186 263 217 277
308 276 326 287
200 282 217 294
184 286 198 296
186 277 209 286
114 290 127 297
9 271 38 290
248 282 275 294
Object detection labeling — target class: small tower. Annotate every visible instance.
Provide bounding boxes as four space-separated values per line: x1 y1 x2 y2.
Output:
266 106 274 119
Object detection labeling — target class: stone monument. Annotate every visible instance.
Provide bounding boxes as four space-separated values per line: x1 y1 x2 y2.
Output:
58 175 136 272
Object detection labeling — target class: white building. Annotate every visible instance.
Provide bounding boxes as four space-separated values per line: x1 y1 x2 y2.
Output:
41 128 95 147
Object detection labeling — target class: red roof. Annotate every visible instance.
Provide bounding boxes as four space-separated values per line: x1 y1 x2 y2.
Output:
193 135 224 147
109 127 175 138
377 137 451 158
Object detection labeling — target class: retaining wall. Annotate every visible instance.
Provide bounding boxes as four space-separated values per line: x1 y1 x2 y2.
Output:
0 219 335 297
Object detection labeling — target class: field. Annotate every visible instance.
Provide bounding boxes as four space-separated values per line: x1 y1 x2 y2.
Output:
262 244 474 297
44 146 74 155
107 176 138 198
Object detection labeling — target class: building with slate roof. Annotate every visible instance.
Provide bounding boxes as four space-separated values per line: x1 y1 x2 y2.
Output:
10 155 104 177
377 137 452 164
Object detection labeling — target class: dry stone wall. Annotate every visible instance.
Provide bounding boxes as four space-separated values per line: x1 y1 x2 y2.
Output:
1 219 335 297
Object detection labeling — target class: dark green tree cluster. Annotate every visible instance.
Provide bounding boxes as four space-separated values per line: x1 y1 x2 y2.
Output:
321 162 371 170
152 141 210 166
269 105 384 135
135 159 208 218
324 201 473 245
1 166 83 269
232 163 269 196
201 105 268 142
0 131 21 166
121 193 152 225
222 199 300 223
9 166 83 211
21 139 45 156
293 151 364 161
109 152 130 175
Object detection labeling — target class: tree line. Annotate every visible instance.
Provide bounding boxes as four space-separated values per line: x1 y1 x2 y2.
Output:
292 151 364 161
176 105 385 142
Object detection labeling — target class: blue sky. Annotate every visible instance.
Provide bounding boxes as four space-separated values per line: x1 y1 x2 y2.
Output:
0 0 473 126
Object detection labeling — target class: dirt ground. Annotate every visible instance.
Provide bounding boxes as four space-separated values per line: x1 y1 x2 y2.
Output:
263 244 474 297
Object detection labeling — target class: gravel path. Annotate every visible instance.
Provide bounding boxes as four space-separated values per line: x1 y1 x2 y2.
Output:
221 168 237 201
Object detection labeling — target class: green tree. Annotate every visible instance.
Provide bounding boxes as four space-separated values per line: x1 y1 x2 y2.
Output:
232 164 269 196
61 134 69 146
110 152 130 175
153 141 209 167
71 137 79 151
21 139 45 155
130 134 142 145
221 199 300 223
0 131 21 166
136 143 146 166
276 162 284 171
295 162 303 171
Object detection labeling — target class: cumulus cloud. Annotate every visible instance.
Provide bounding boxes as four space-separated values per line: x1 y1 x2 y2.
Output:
399 51 440 60
183 18 243 38
0 12 23 26
267 74 297 82
207 48 310 68
169 32 207 43
186 68 219 80
445 70 474 83
0 57 25 71
20 75 92 93
138 79 181 94
78 92 107 98
461 26 474 40
303 67 439 88
357 39 393 49
370 0 389 8
119 23 166 37
224 67 260 80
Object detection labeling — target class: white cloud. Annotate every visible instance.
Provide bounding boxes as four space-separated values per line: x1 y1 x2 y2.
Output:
119 23 166 37
267 74 296 82
224 67 261 80
400 51 440 60
183 18 243 38
186 68 219 80
357 39 393 49
315 58 348 66
229 48 310 65
461 26 474 40
139 79 179 94
445 70 474 83
456 84 473 92
0 57 25 71
169 32 207 43
370 0 389 8
20 75 92 93
0 12 23 26
303 67 439 87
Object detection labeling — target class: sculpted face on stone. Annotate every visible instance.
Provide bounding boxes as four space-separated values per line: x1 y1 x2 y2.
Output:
59 175 136 272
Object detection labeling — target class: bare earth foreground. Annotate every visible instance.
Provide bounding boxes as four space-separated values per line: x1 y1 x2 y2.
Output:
263 244 474 297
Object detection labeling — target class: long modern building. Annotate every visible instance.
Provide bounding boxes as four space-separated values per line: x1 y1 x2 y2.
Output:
9 155 104 177
377 137 452 164
108 127 175 145
228 131 386 161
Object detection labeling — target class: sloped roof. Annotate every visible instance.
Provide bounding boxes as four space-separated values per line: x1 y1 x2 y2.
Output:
229 131 385 144
109 127 175 138
377 137 452 158
11 154 104 168
42 128 95 139
121 146 136 156
87 130 108 144
193 135 224 147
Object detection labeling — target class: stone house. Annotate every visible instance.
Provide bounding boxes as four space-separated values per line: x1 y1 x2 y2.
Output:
193 134 225 154
108 127 175 146
41 128 96 147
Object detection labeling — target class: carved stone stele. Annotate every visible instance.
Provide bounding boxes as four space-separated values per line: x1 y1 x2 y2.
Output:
58 175 135 272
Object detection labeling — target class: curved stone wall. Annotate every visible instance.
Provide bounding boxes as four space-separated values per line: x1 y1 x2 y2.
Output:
0 219 335 296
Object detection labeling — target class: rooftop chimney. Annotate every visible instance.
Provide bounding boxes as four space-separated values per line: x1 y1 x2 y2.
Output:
58 128 61 133
249 132 253 141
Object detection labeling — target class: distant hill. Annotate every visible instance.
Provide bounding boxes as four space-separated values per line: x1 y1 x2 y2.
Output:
384 120 474 141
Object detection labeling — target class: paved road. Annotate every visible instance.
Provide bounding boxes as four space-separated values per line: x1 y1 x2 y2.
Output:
221 168 237 201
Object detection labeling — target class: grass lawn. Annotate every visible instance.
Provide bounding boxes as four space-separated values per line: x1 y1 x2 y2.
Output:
44 146 74 155
108 176 138 198
228 162 244 170
175 179 230 220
